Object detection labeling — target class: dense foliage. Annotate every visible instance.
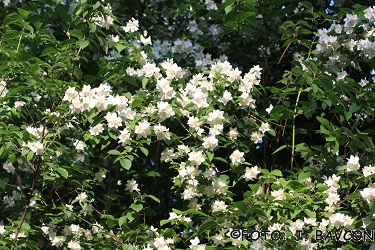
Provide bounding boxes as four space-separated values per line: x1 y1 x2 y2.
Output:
1 0 375 249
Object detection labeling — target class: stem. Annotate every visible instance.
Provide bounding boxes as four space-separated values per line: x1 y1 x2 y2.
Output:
16 34 22 53
291 89 302 172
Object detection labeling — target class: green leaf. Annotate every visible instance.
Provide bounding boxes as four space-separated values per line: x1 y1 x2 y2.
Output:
0 178 8 189
274 200 294 209
69 30 84 38
207 151 214 162
101 214 116 221
115 43 127 53
160 219 170 227
145 194 160 203
56 168 68 179
120 158 132 170
272 145 287 155
316 116 329 127
349 103 361 113
270 170 282 177
93 1 101 10
304 209 316 218
3 13 23 26
213 157 228 163
224 4 233 14
295 143 309 152
346 191 361 200
197 221 218 234
79 39 89 49
142 78 149 88
108 150 121 155
17 8 32 20
123 75 137 87
367 202 375 221
119 216 127 226
287 180 304 190
268 129 276 137
41 47 58 57
270 105 286 114
139 147 149 156
130 203 143 212
175 209 211 217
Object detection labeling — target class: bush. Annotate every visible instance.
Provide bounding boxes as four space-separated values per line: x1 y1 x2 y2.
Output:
1 0 375 249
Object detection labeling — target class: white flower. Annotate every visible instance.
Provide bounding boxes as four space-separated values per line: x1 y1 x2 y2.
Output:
229 149 245 164
259 122 270 133
27 141 44 155
157 101 175 120
271 188 286 200
244 166 261 181
75 192 88 204
211 200 227 213
123 18 139 33
14 101 25 111
105 112 122 129
125 179 140 192
73 140 86 153
89 124 104 136
266 104 273 114
188 151 205 166
0 225 6 235
202 136 219 151
3 161 15 174
337 71 348 81
134 120 151 138
67 240 81 250
363 165 375 177
346 155 360 171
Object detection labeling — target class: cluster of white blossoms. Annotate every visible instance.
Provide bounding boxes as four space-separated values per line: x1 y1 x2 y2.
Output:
316 6 375 67
40 220 103 248
329 212 354 229
360 186 375 203
323 174 341 208
25 141 44 155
